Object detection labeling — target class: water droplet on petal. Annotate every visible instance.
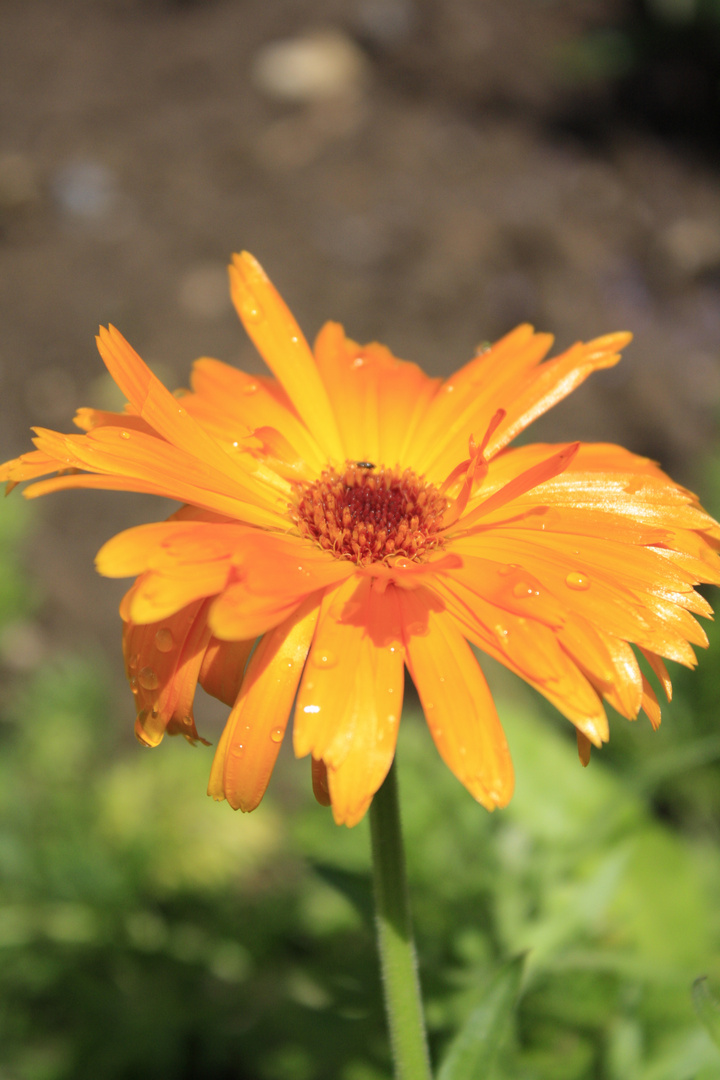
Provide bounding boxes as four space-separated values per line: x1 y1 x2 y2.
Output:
182 715 194 727
128 654 139 670
512 581 539 599
311 649 337 668
304 680 315 692
138 666 159 690
498 563 518 577
120 430 131 440
241 382 258 395
242 303 262 323
566 571 590 591
230 743 244 757
270 727 284 743
154 627 174 652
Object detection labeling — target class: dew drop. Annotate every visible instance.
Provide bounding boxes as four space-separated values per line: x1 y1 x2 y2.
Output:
566 571 590 591
154 627 174 652
137 708 148 725
387 715 397 725
426 701 435 711
498 563 518 577
230 743 244 757
304 680 315 692
270 727 284 743
241 382 258 395
128 653 139 670
138 666 159 690
182 715 194 727
290 335 300 345
512 581 539 599
129 674 138 689
120 430 131 440
242 303 262 323
311 649 337 668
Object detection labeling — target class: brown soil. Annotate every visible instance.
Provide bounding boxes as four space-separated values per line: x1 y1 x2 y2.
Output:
1 0 719 672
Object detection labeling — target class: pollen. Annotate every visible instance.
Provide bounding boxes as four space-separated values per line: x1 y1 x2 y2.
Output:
294 461 448 565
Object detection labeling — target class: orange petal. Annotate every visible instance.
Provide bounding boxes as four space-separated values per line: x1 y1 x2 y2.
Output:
577 730 592 767
96 325 255 481
124 598 213 748
207 595 320 810
311 757 332 807
30 425 288 527
640 675 661 730
199 636 256 707
411 325 551 474
485 332 631 457
640 648 672 702
313 322 440 466
399 588 514 809
294 577 404 827
187 358 326 472
450 442 580 533
432 575 609 744
207 534 355 640
229 253 344 462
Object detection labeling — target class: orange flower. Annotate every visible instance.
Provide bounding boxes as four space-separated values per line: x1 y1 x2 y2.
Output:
3 253 719 826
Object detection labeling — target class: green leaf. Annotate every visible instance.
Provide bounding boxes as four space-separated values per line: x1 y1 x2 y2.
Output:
692 977 720 1050
437 955 526 1080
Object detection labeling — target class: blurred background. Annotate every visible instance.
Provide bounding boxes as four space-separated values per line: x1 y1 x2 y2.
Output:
2 0 720 1077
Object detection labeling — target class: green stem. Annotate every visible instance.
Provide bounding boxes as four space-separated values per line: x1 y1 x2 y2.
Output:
370 759 433 1080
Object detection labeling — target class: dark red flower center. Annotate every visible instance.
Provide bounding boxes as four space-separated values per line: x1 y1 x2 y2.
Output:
295 461 448 565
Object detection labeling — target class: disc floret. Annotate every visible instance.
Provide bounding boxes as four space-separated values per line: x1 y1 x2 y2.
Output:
295 461 448 565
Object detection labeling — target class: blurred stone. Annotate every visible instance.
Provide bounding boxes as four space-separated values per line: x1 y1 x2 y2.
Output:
52 160 118 221
661 217 720 277
178 263 230 319
251 30 368 104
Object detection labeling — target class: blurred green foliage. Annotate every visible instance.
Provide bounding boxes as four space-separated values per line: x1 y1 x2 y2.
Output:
1 493 720 1080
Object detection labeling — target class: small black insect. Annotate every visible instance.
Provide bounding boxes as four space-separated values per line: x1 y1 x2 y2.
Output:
356 461 375 470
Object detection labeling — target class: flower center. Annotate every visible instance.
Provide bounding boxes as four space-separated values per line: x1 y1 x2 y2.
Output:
295 462 448 565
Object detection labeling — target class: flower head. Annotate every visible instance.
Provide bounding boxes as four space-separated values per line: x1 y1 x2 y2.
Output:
3 253 719 825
